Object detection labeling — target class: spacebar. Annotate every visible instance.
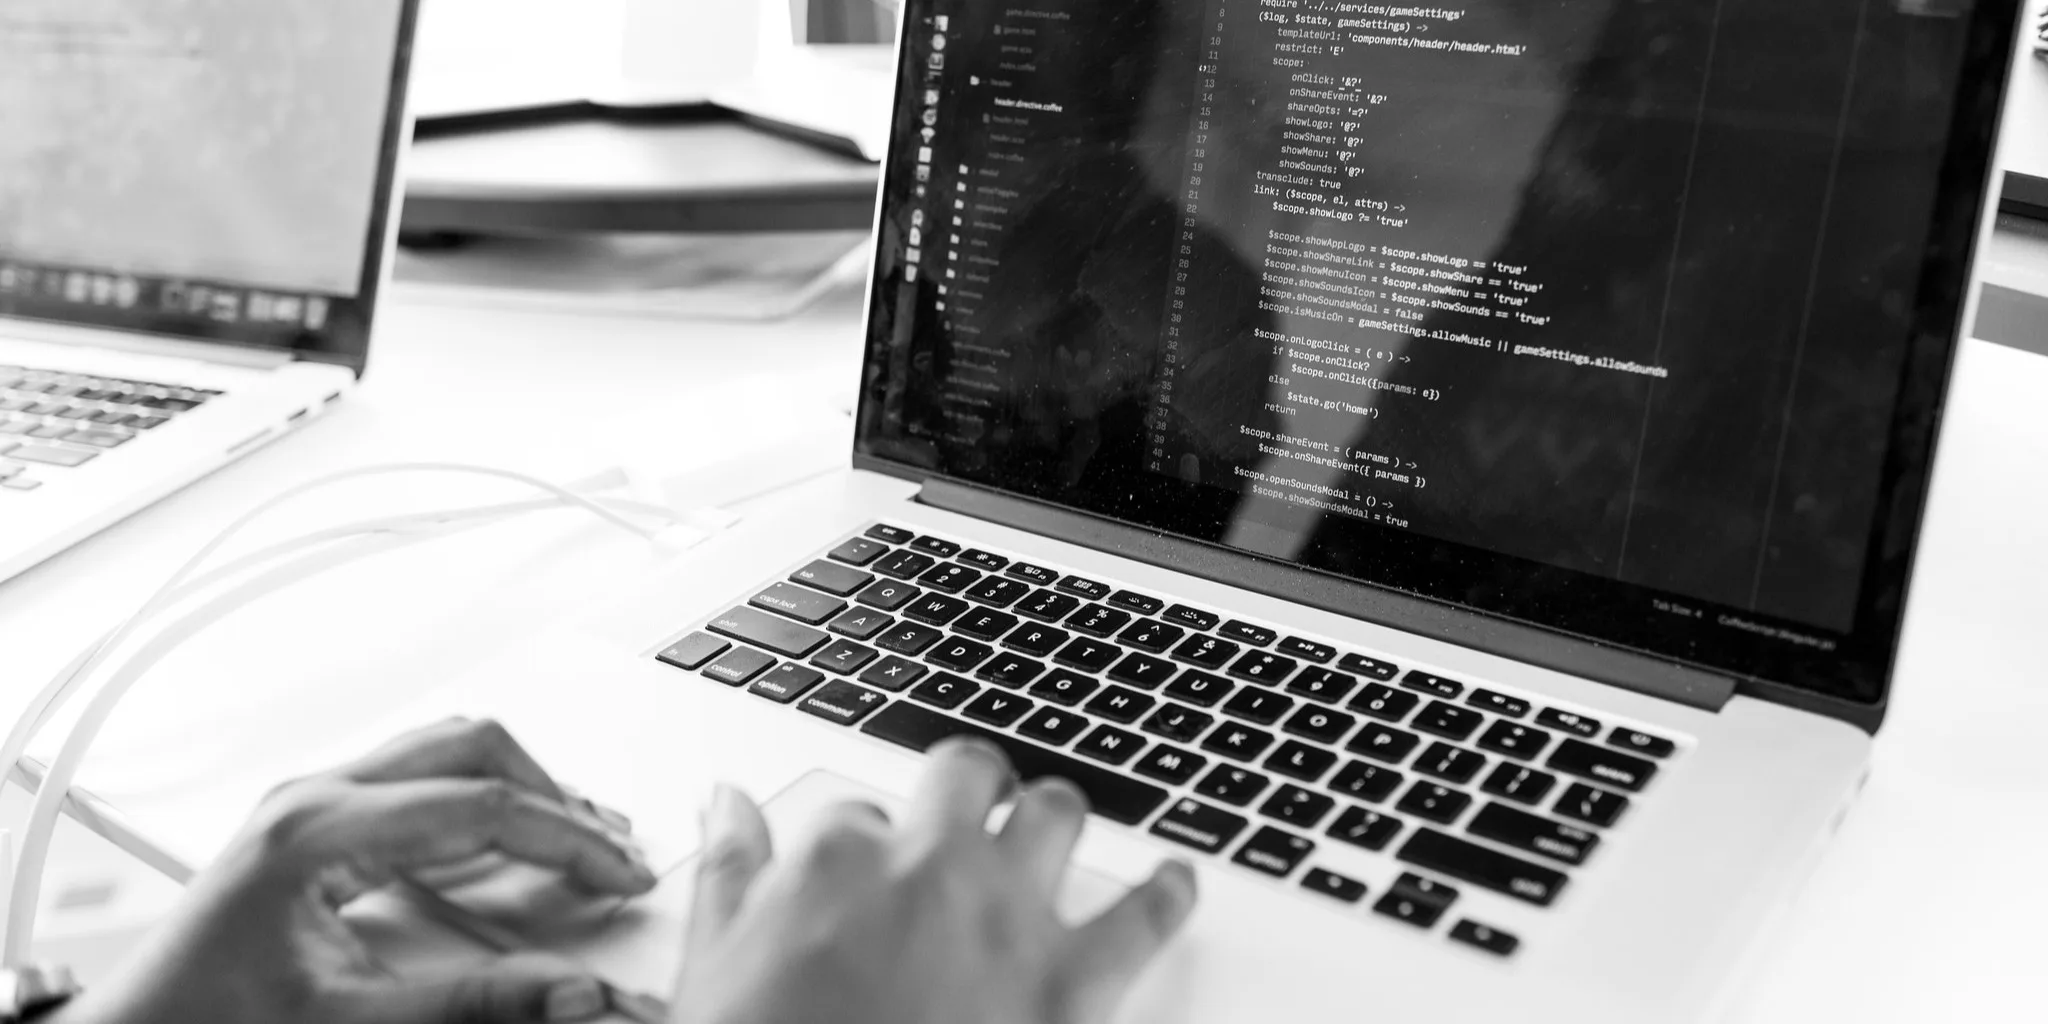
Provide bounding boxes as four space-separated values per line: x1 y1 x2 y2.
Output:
861 702 1169 826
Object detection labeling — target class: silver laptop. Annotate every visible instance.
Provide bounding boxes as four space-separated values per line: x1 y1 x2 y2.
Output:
449 0 2024 1019
0 0 418 582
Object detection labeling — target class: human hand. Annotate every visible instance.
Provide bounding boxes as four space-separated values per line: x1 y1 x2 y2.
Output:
52 718 657 1024
672 738 1199 1024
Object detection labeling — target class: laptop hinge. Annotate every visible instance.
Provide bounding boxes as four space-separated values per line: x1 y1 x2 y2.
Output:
916 477 1736 714
0 318 295 370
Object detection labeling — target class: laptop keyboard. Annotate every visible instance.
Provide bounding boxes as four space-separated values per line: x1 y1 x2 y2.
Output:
656 523 1684 957
0 365 219 492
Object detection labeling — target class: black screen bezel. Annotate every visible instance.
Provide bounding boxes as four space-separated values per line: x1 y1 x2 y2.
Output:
853 0 2023 717
0 0 419 377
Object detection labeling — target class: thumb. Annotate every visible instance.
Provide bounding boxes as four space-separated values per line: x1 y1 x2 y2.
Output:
353 954 613 1024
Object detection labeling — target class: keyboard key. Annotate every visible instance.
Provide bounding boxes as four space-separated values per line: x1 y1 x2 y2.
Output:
1402 671 1464 699
1469 803 1600 866
928 637 996 672
1467 688 1531 719
909 672 978 709
750 582 847 625
1287 667 1359 705
1477 720 1553 761
703 647 776 686
903 594 971 626
1150 797 1249 854
1169 633 1241 669
1218 620 1277 646
1005 561 1059 586
707 606 830 658
875 622 943 656
1133 744 1208 785
64 429 130 448
1554 783 1630 827
918 562 982 593
1348 683 1420 722
909 536 960 557
1397 782 1472 824
1108 589 1165 615
855 579 922 612
858 656 928 692
656 632 729 671
1194 764 1270 806
976 653 1046 689
1416 743 1488 784
1117 618 1185 653
1282 705 1355 745
11 445 93 466
1548 739 1657 792
811 640 880 675
1337 652 1400 680
962 690 1034 728
871 549 936 580
856 704 1171 823
1003 622 1070 658
1259 785 1336 829
1202 722 1275 762
1053 637 1121 672
1227 651 1297 686
1328 760 1404 803
827 607 892 640
789 560 874 597
1347 722 1421 763
1028 669 1099 705
1277 637 1336 663
1162 604 1220 630
749 663 825 704
1397 828 1567 906
1265 740 1338 782
1449 920 1520 957
1084 685 1155 723
798 681 890 726
1221 687 1293 726
1608 727 1677 758
1067 603 1133 637
954 608 1020 641
1075 724 1145 765
1017 707 1091 746
1302 868 1368 904
1480 763 1557 805
1014 589 1082 623
1535 707 1602 738
1056 575 1113 600
829 537 888 566
1327 805 1405 851
1373 873 1458 928
1107 652 1178 690
1141 703 1214 743
1233 826 1315 877
1162 669 1233 707
1413 701 1485 741
964 577 1030 607
959 548 1009 571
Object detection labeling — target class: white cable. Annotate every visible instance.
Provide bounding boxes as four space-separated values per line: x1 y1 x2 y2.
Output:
0 466 673 830
2 462 701 962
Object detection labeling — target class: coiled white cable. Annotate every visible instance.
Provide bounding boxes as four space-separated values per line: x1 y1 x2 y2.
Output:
2 463 709 963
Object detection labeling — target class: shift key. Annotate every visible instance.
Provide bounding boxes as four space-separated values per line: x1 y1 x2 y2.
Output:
707 605 830 658
750 582 848 625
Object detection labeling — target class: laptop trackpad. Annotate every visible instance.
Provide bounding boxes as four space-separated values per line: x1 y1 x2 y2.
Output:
365 769 1162 1009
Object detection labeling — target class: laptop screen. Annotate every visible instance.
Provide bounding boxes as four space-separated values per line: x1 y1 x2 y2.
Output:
0 0 417 370
857 0 2018 707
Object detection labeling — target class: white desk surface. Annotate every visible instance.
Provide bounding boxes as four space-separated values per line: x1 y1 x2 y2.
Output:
4 275 2045 1020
